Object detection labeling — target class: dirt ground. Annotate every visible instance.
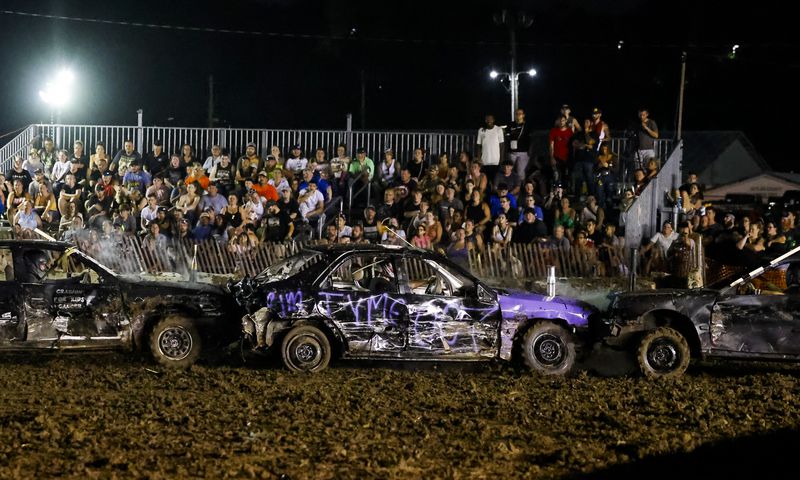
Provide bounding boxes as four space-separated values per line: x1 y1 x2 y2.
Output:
1 352 799 479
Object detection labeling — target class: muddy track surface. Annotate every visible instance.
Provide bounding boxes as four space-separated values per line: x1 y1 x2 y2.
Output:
1 354 799 479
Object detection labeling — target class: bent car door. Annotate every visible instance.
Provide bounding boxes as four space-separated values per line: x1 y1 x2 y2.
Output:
19 246 126 348
711 263 800 356
317 252 406 357
398 256 500 359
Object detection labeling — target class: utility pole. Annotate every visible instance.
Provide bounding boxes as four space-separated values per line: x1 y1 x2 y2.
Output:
676 52 687 141
207 75 215 128
493 9 533 122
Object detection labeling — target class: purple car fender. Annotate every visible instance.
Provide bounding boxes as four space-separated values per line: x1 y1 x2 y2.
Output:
495 289 597 360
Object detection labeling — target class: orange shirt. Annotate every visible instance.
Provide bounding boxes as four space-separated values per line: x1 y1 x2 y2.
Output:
186 174 210 190
253 183 279 201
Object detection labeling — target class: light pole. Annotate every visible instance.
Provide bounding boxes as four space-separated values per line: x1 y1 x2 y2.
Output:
493 9 533 121
489 68 537 120
39 69 75 124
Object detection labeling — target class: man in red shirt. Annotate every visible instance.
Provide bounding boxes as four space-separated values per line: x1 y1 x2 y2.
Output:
253 171 279 202
549 115 573 186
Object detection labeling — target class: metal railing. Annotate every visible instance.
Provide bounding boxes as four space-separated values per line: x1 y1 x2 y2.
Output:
620 140 683 250
0 125 37 174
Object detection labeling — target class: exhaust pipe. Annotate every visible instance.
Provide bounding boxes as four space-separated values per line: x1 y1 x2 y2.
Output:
547 265 556 297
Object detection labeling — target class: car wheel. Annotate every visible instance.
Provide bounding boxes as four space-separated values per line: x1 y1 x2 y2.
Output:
149 316 202 369
281 325 331 372
636 327 690 379
521 321 576 376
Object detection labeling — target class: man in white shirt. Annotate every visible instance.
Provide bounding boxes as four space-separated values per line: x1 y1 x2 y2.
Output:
476 114 505 181
285 144 308 174
202 144 224 171
298 179 325 221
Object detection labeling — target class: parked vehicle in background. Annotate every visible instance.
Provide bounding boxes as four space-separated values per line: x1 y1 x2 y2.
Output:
0 239 240 368
229 244 597 374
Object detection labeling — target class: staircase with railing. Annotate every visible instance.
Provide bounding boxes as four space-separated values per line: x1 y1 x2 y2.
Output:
619 139 683 250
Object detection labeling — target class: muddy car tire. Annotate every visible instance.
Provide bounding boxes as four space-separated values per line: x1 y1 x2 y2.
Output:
636 327 690 379
281 325 332 372
149 316 202 369
521 322 576 376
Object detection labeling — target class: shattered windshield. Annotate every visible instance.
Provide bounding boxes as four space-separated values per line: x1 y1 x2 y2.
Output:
255 250 324 283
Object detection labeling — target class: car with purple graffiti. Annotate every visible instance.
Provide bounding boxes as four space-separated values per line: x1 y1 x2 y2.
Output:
228 244 597 373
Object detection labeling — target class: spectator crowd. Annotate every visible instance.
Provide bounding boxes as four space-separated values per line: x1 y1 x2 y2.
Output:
0 104 782 281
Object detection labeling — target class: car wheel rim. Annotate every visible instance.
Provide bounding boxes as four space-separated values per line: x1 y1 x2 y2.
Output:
287 334 323 370
158 326 193 361
647 338 679 372
532 333 565 366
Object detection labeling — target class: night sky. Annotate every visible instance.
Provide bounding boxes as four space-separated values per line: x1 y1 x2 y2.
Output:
0 0 796 170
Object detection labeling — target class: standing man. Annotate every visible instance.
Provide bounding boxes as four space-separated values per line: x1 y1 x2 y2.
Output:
635 108 659 168
506 108 532 181
590 108 611 146
476 114 504 181
548 116 573 186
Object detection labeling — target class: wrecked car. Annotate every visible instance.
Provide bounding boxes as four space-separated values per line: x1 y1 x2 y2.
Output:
0 239 239 368
229 244 597 374
602 245 800 378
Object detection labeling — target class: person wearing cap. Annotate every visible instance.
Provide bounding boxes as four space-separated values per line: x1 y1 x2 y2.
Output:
259 199 294 242
110 139 142 173
144 139 169 176
348 148 374 182
96 169 116 198
202 144 223 172
23 147 46 178
285 144 308 174
253 171 279 202
262 154 280 181
209 153 237 195
153 205 174 238
590 107 610 143
236 145 260 187
476 114 505 181
506 108 533 181
554 104 581 132
122 159 152 196
40 136 57 172
192 211 214 241
198 181 229 214
360 205 379 243
512 207 547 243
85 184 117 230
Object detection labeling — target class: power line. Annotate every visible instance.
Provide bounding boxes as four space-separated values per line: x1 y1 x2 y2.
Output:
3 9 793 51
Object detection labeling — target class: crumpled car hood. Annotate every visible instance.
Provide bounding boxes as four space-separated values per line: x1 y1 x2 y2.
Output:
496 289 596 327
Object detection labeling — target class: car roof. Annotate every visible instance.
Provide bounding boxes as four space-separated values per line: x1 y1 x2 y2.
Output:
0 239 69 250
306 243 412 254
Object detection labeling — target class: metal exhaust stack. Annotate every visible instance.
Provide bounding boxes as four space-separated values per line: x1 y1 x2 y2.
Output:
547 265 556 297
